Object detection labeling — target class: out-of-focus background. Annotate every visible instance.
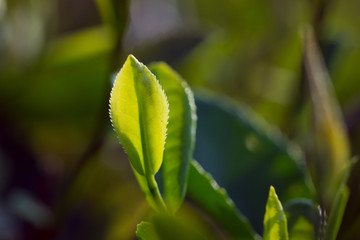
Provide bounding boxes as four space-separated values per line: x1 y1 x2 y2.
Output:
1 0 360 239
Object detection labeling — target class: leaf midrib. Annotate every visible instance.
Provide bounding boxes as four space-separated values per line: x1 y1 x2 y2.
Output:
133 66 153 175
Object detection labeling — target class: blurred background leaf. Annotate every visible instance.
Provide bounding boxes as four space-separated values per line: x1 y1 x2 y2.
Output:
136 221 158 240
303 27 350 210
283 199 320 239
193 91 311 233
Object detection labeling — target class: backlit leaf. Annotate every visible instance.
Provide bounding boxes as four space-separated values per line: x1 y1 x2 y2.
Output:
110 55 169 176
263 186 289 240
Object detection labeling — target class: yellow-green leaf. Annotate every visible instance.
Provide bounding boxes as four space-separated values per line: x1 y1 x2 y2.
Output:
263 186 289 240
149 63 197 213
110 55 169 176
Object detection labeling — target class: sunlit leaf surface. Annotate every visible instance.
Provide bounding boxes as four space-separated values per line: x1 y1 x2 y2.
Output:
263 186 288 240
110 55 169 175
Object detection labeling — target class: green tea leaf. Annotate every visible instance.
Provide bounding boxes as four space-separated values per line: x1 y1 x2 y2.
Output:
110 55 169 176
149 63 197 213
263 186 289 240
187 160 256 239
136 221 159 240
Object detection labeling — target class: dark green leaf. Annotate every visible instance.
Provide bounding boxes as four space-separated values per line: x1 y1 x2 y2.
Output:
149 63 196 213
194 90 310 232
187 160 256 239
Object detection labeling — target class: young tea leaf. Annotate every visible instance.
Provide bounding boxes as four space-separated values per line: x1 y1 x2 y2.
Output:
110 55 169 176
149 63 197 213
263 186 289 240
187 160 256 239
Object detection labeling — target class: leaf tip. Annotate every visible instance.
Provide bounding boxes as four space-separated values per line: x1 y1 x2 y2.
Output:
127 53 137 62
268 185 281 208
269 185 275 195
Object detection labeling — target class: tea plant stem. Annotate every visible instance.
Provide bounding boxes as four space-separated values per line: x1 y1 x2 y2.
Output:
146 174 168 213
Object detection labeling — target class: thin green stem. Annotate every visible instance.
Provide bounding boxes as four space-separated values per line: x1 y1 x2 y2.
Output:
146 174 168 213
